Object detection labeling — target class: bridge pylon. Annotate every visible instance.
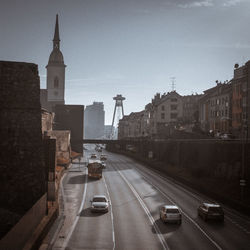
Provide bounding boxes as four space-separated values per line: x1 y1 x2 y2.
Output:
110 94 125 139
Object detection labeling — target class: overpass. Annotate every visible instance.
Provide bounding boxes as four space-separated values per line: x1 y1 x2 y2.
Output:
82 139 119 144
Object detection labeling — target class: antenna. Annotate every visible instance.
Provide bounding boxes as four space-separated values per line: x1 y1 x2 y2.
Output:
170 77 176 91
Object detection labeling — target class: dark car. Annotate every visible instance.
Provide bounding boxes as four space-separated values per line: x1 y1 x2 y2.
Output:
198 203 224 222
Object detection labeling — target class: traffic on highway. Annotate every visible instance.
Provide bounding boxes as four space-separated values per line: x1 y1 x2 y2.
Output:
42 145 250 250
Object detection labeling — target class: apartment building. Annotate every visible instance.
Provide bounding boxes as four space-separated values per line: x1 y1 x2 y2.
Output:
232 61 250 138
199 82 232 134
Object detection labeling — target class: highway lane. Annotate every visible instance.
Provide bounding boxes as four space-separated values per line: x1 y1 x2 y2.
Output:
106 156 219 250
44 147 250 250
107 151 250 250
65 149 165 250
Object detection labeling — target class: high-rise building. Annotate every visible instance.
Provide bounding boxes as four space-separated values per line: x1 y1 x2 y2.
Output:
84 102 105 139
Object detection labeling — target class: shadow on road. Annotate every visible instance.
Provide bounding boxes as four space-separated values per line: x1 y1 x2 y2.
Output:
67 174 99 184
79 207 107 217
67 174 86 184
203 219 225 230
152 218 181 234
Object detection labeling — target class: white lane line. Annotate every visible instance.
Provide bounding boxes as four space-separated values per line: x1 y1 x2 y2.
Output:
136 170 222 250
62 167 88 249
133 162 250 236
115 168 169 250
103 175 116 250
110 154 250 238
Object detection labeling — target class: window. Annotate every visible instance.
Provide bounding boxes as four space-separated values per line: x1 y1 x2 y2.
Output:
54 76 59 88
171 105 177 110
161 105 165 111
161 113 165 119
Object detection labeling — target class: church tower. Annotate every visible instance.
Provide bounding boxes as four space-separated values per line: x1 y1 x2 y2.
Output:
46 14 66 109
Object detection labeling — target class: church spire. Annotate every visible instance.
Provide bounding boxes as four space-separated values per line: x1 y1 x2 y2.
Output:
53 14 60 50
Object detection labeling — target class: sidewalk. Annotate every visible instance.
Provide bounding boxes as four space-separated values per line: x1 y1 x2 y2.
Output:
39 157 87 249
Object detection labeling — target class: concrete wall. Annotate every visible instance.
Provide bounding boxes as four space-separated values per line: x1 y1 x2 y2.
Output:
0 194 47 250
139 140 248 180
0 61 46 238
110 139 249 182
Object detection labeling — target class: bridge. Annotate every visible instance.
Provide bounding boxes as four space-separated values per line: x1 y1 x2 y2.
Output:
82 139 120 144
82 139 142 144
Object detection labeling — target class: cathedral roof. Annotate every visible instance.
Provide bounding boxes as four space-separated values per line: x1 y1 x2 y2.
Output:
47 15 65 66
48 48 64 65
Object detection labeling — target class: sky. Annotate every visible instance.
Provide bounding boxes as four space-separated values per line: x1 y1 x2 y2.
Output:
1 0 250 124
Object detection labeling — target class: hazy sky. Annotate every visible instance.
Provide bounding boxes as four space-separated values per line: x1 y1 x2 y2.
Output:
1 0 250 124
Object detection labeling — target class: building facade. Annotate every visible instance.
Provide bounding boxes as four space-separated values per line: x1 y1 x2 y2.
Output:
182 94 202 124
232 62 250 138
118 111 144 139
199 82 232 134
54 105 84 153
151 91 183 138
84 102 105 139
118 91 184 139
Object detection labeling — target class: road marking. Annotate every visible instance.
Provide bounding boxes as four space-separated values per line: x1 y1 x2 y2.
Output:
131 160 250 236
103 175 116 250
62 167 88 249
115 167 169 250
113 154 250 238
135 170 223 250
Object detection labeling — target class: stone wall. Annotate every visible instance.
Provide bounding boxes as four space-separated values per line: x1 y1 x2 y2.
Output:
54 105 84 153
0 61 46 238
47 130 71 161
41 109 53 134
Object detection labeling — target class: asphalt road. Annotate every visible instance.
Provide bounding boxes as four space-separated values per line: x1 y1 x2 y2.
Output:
45 146 250 250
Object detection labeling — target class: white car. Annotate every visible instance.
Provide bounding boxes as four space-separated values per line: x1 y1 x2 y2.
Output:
90 195 109 213
160 205 182 224
90 154 97 159
101 161 106 169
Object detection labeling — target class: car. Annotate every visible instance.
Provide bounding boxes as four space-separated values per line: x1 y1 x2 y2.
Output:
95 145 102 152
220 133 235 140
90 154 97 159
198 203 224 222
100 154 107 161
90 195 109 213
101 161 106 169
160 205 182 224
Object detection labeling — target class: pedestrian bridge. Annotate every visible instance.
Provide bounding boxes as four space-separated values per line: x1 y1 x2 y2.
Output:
82 139 119 144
